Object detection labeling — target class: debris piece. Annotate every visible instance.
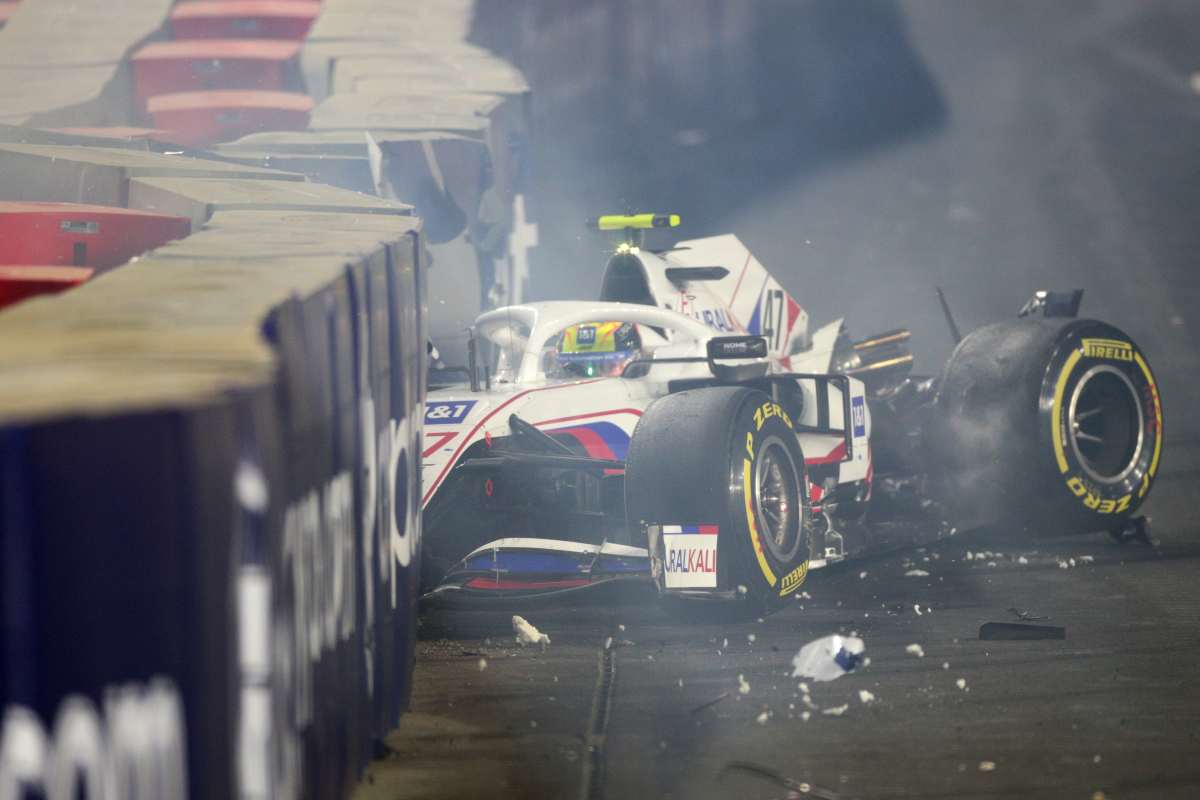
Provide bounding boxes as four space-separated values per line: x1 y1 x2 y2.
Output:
797 682 810 695
791 635 865 682
956 678 967 690
941 662 950 670
979 761 996 772
747 633 757 643
690 692 730 714
738 674 751 695
1008 607 1047 622
1017 555 1029 565
822 704 849 716
678 679 684 688
618 624 626 632
605 636 613 650
905 569 930 577
512 616 550 648
905 643 925 658
859 571 868 579
1079 555 1095 564
1093 755 1102 764
858 690 876 704
478 657 488 671
914 604 923 616
801 711 812 721
979 622 1065 641
737 584 748 595
756 710 771 724
530 720 538 729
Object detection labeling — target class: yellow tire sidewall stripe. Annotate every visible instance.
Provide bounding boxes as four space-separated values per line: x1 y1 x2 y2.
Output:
743 456 777 587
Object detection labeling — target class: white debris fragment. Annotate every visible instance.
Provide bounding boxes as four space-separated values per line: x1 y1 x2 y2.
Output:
1018 556 1029 565
791 635 865 682
941 662 950 670
801 711 812 721
530 720 538 729
1079 555 1095 564
905 569 930 577
913 604 923 616
798 682 810 695
859 571 868 579
723 638 728 649
756 710 771 725
1058 559 1070 569
986 561 997 568
858 690 876 704
956 678 967 690
678 679 684 688
512 615 551 648
1093 754 1102 764
618 624 626 632
747 634 757 643
979 761 996 772
738 674 751 695
605 636 613 650
737 584 748 595
1069 558 1077 568
478 657 489 671
822 704 849 717
905 644 925 658
801 592 812 599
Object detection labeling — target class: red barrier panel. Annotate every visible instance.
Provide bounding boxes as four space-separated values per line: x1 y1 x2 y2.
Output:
0 202 191 269
170 0 321 41
147 90 313 146
131 39 301 111
0 265 92 310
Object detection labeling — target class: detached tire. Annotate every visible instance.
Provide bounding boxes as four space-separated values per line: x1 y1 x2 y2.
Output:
625 387 811 608
926 318 1163 534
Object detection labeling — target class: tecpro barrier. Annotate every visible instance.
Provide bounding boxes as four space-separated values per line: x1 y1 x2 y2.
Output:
0 198 426 799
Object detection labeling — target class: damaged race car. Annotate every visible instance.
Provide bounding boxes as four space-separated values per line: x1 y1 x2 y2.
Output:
419 214 1164 611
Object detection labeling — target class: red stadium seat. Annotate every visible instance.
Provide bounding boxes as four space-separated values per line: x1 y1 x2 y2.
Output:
170 1 321 41
131 39 301 111
0 266 94 311
0 202 191 270
145 90 314 147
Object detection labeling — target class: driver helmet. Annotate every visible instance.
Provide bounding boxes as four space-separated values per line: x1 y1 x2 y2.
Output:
555 321 642 378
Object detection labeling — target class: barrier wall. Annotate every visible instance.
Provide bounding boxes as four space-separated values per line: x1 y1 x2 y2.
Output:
0 144 426 799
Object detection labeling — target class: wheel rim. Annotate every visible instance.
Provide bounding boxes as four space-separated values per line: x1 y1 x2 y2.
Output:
752 436 804 562
1067 365 1144 485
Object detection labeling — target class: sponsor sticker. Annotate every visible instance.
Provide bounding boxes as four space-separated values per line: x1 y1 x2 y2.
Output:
662 532 718 589
851 395 866 438
576 325 597 345
1081 338 1133 362
424 400 476 425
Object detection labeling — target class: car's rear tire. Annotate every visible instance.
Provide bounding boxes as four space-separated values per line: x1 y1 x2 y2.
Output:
924 318 1163 535
624 387 811 609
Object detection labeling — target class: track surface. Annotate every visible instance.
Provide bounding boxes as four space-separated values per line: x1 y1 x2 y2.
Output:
357 2 1200 797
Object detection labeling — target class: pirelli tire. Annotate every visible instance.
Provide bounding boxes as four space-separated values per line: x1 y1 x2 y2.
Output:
926 318 1163 535
624 386 812 609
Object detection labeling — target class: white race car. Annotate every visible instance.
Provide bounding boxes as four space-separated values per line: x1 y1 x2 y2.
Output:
419 214 1164 610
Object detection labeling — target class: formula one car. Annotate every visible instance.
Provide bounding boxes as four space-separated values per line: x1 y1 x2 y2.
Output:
419 214 1164 609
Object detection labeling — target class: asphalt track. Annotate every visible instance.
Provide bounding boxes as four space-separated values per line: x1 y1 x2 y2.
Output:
356 2 1200 797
